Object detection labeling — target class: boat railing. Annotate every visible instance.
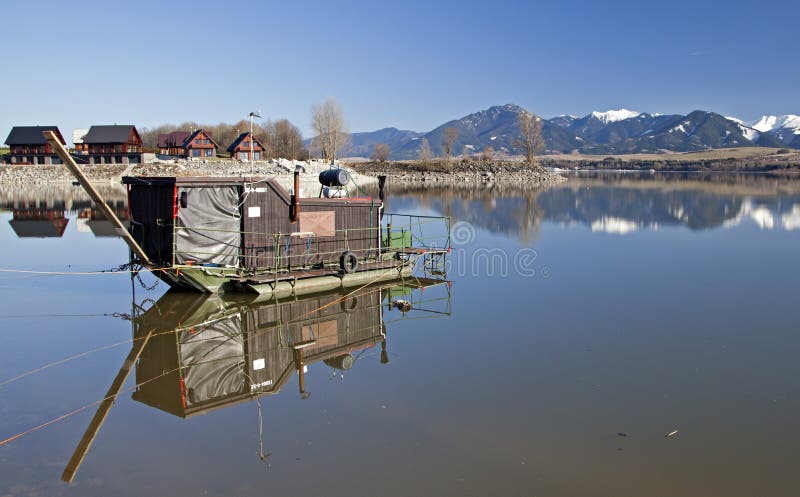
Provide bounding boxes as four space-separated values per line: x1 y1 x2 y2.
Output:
170 213 450 272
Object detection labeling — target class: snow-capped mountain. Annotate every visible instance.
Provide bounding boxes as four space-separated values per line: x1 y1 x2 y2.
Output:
747 115 800 144
589 109 642 124
336 106 800 159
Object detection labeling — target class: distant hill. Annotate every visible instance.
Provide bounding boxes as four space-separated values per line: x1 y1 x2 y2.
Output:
337 127 422 158
336 105 800 159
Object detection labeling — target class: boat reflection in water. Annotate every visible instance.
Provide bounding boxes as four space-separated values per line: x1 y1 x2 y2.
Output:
62 277 451 482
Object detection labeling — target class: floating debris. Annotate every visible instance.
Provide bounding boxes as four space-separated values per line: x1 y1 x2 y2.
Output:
617 432 628 438
665 429 679 438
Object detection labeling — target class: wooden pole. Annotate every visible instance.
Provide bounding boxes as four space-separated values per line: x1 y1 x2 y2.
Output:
61 330 154 483
42 130 151 265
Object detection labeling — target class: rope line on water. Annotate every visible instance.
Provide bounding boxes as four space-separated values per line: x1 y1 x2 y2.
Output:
0 263 426 446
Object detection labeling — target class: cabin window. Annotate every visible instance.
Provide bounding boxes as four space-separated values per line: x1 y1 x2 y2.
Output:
52 157 62 164
239 152 248 160
37 156 45 164
192 149 200 157
204 149 212 157
115 155 123 164
253 152 260 160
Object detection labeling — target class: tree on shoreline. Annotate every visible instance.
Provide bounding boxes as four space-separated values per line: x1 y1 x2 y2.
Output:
418 138 432 165
442 127 459 160
311 98 350 163
371 143 390 162
516 109 544 165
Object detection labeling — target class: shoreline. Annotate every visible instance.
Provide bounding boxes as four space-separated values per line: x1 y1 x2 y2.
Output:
0 158 567 189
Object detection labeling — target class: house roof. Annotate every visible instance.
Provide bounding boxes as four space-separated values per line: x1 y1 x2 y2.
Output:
4 126 66 146
83 125 138 144
8 219 69 238
186 129 219 148
158 131 191 148
227 132 264 152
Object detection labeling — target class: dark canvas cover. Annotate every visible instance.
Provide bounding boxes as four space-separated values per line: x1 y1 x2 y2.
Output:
175 186 242 266
128 184 176 265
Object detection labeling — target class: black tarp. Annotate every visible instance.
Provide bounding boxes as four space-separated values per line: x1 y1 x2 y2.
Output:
175 186 242 266
128 184 176 265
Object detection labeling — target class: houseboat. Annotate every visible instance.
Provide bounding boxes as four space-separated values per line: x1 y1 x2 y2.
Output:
121 169 449 296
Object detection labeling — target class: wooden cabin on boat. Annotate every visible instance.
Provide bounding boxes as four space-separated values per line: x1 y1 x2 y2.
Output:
158 129 218 158
83 125 143 164
4 126 66 164
121 174 390 292
227 132 265 161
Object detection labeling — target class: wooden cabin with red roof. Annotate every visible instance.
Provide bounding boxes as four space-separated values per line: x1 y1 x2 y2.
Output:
227 132 265 161
158 129 219 158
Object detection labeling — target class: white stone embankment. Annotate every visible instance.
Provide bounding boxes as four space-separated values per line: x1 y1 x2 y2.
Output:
0 158 378 197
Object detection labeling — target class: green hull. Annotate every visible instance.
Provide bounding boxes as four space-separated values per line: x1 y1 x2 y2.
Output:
156 264 414 298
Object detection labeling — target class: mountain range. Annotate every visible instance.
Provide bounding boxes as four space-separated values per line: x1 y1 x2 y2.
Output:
338 104 800 159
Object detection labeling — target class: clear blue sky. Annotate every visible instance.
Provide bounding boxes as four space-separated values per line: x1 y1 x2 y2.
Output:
2 0 798 142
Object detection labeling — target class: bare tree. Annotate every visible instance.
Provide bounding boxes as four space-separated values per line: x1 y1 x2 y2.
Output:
418 138 432 165
442 127 459 159
311 98 350 163
371 143 390 163
516 109 544 165
265 119 308 160
481 145 494 162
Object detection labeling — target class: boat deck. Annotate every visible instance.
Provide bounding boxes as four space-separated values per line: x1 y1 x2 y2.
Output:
235 259 405 286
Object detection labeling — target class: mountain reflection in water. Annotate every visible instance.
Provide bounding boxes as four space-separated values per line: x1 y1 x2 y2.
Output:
383 172 800 241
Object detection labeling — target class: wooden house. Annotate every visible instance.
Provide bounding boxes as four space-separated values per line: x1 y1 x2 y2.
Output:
83 125 143 164
159 129 218 158
157 131 191 156
227 132 265 161
185 129 218 158
4 126 66 164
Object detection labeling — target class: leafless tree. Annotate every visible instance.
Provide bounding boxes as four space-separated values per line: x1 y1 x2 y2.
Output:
442 127 459 159
265 119 308 160
516 109 544 165
418 138 432 165
311 98 350 163
371 143 390 162
481 146 494 162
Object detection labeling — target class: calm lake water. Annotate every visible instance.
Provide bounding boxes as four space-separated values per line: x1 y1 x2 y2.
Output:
1 172 799 496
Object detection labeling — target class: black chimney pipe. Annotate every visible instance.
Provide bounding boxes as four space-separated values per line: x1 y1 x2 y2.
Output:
290 170 300 223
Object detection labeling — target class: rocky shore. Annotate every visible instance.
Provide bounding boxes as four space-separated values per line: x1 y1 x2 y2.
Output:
0 157 565 190
349 159 566 186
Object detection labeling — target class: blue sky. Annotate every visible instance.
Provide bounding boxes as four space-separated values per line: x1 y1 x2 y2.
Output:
1 0 798 142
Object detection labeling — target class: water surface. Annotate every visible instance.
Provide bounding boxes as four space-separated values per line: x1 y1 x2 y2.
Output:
1 173 799 496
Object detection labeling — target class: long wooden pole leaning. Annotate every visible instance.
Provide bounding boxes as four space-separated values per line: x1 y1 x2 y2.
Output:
42 130 151 265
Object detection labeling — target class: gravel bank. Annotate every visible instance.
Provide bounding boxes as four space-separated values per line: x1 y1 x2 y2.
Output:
350 160 566 186
0 158 377 196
